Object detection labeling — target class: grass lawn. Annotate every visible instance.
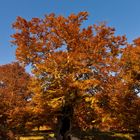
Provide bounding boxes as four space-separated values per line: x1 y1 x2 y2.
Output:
72 130 140 140
17 130 140 140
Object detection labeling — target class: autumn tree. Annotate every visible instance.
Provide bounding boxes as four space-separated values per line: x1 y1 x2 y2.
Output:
92 38 140 132
12 12 127 139
121 38 140 96
0 62 31 139
117 38 140 131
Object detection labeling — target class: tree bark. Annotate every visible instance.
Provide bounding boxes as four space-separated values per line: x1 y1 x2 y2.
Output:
56 105 73 140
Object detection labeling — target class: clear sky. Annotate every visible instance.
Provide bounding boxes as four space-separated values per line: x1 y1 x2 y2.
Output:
1 0 140 65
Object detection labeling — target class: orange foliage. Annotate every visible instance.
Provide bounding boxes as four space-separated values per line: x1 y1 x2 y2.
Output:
0 62 31 136
11 12 140 132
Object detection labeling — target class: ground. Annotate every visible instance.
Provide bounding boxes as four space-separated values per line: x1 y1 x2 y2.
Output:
17 130 140 140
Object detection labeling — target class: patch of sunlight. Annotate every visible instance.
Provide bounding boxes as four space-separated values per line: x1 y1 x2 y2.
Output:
19 136 44 140
32 125 51 131
48 133 55 137
113 133 134 140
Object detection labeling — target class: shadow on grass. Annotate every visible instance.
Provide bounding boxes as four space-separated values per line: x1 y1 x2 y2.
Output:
132 133 140 140
72 129 135 140
80 133 130 140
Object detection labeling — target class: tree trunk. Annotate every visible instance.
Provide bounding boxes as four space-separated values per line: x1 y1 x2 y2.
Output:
55 105 73 140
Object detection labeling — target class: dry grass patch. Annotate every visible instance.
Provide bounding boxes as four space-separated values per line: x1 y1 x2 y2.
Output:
19 136 44 140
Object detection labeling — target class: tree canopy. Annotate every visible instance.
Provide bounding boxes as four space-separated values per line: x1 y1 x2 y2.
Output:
0 62 31 139
11 12 140 133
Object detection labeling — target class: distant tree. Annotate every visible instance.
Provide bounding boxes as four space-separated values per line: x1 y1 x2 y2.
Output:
118 38 140 131
92 38 140 132
0 62 31 139
121 38 140 96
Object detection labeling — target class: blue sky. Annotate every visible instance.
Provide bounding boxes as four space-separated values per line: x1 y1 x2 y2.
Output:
1 0 140 65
